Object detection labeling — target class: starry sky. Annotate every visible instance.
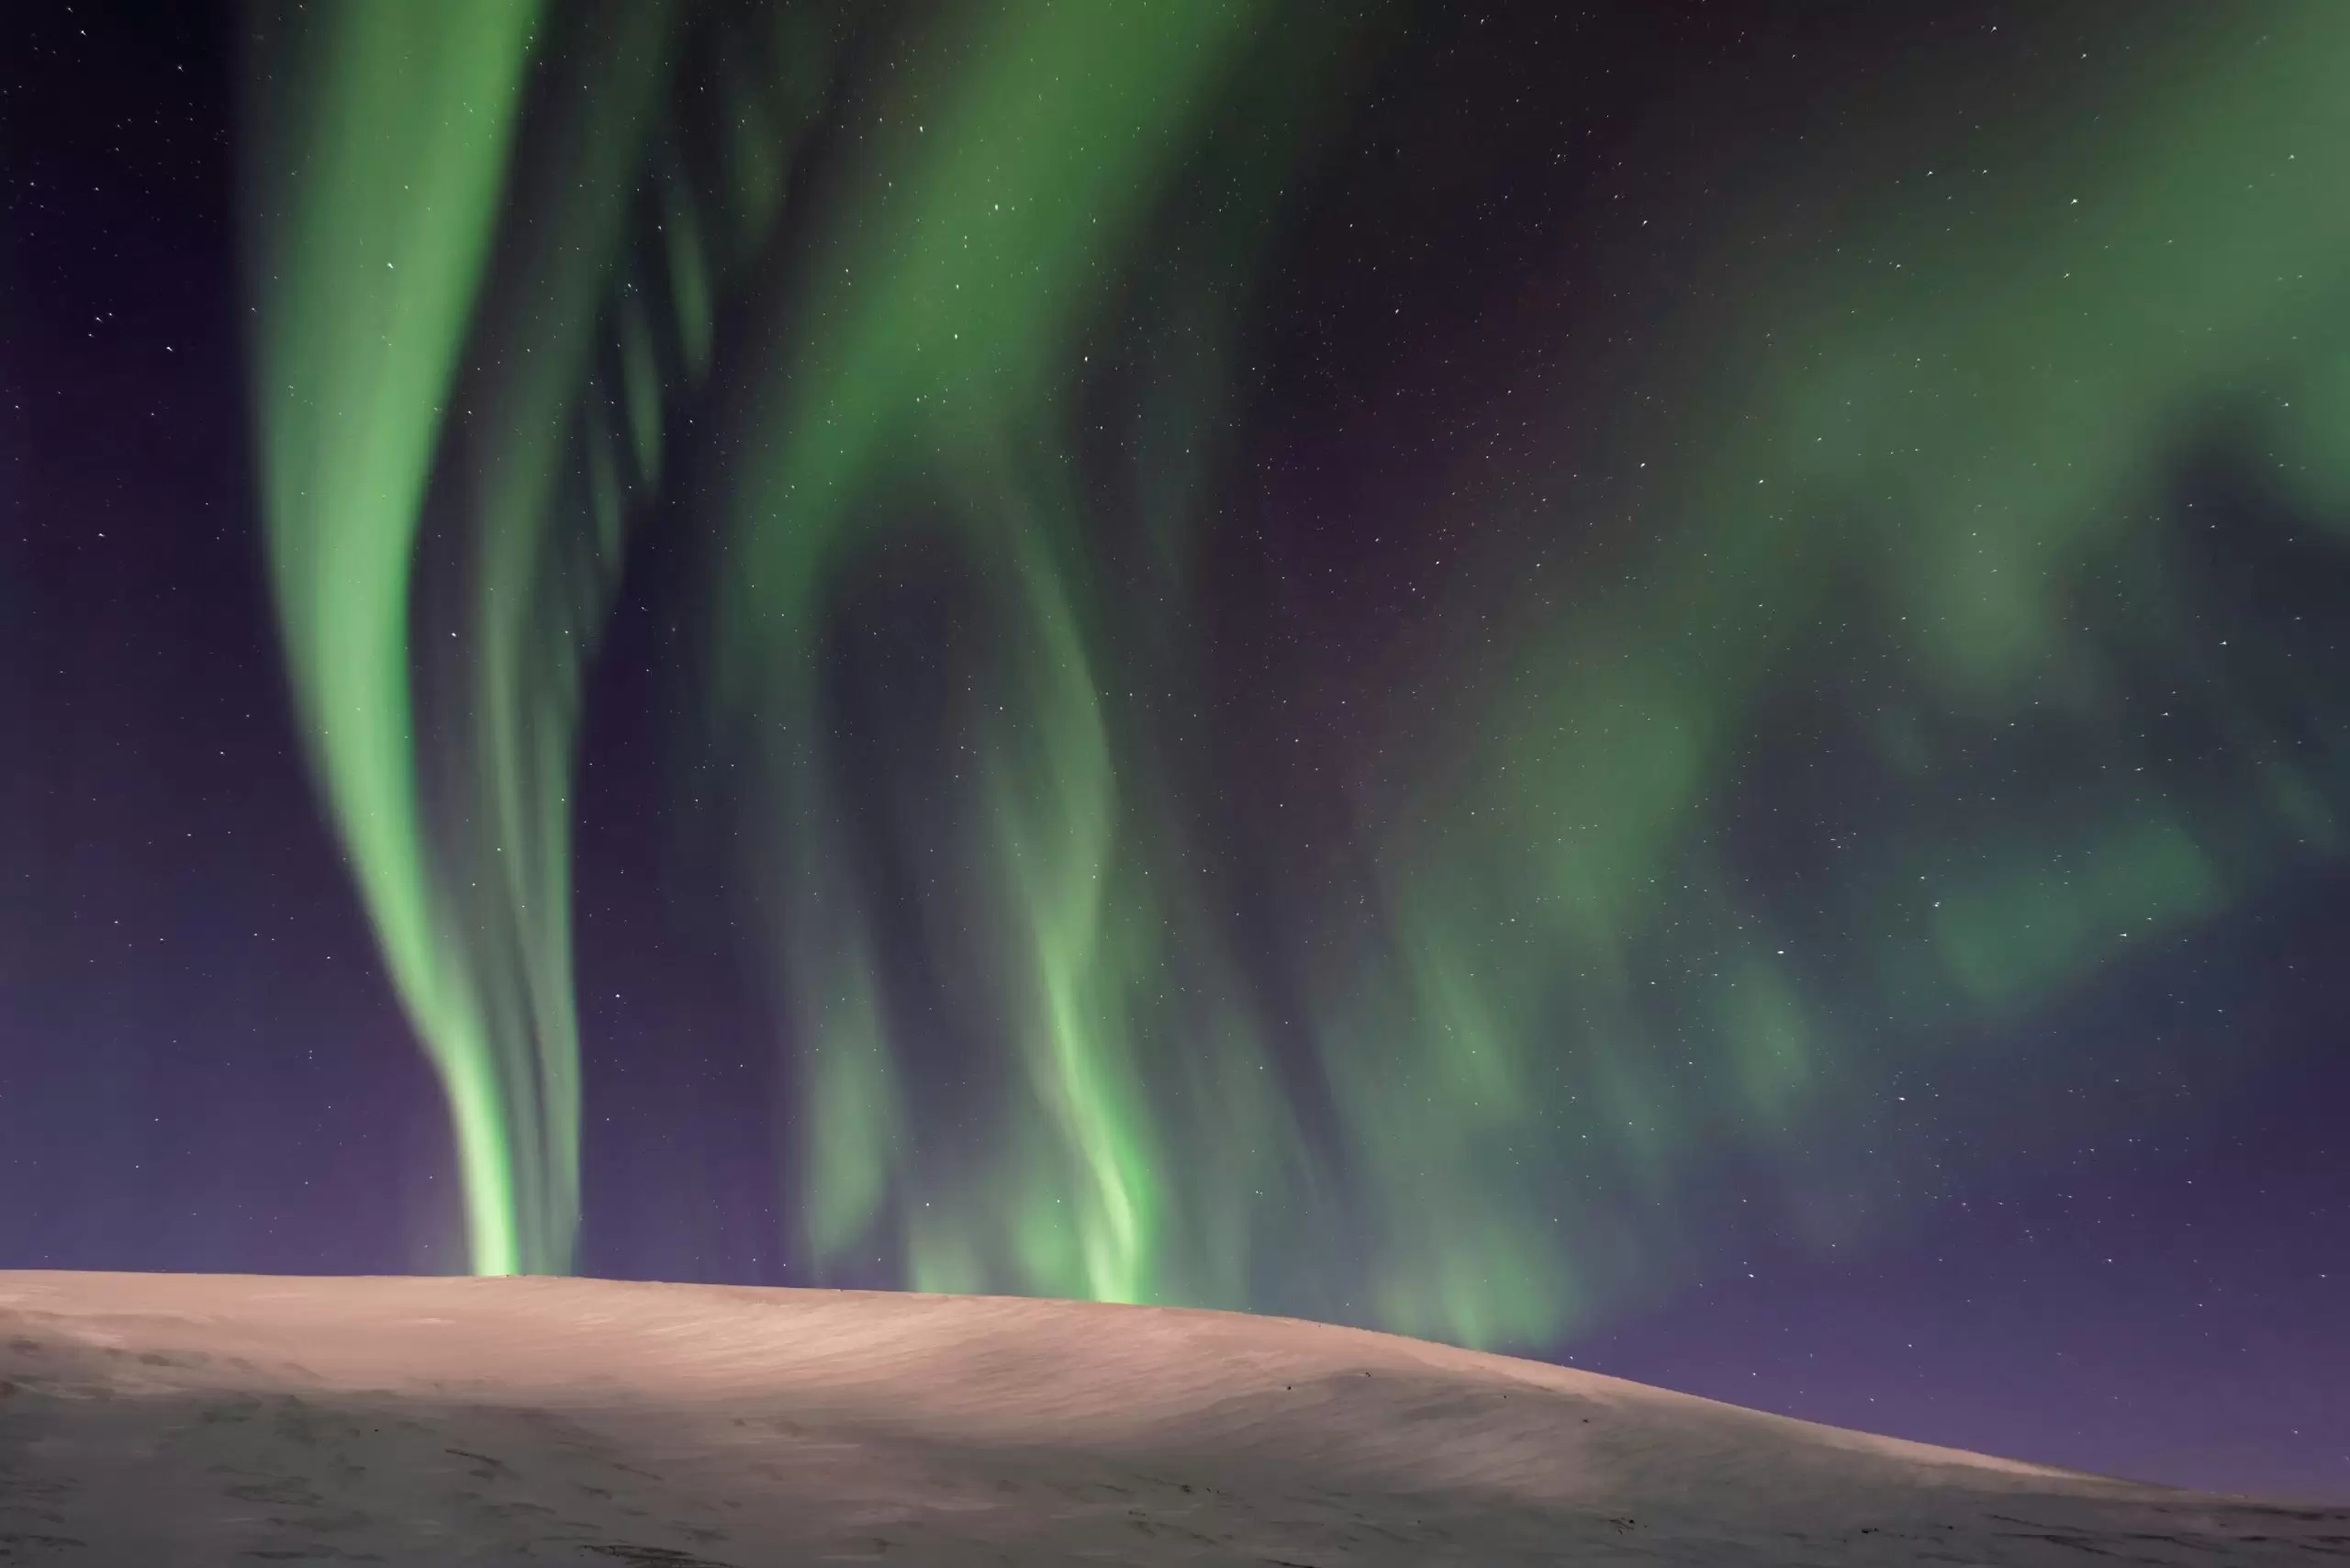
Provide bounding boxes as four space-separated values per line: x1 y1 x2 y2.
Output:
4 0 2346 1503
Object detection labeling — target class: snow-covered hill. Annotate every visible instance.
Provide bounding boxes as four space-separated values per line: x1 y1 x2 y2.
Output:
0 1271 2337 1564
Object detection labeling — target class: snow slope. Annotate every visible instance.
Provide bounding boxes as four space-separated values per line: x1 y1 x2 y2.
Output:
0 1271 2338 1564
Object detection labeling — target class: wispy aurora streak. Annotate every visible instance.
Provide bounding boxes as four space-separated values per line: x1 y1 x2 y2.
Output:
247 2 2350 1340
247 0 544 1275
719 0 1304 1309
248 0 680 1273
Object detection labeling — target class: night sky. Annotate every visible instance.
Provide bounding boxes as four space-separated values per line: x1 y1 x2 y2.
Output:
5 0 2347 1504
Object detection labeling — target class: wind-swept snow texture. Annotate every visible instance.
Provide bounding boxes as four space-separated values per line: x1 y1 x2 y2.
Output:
0 1272 2339 1564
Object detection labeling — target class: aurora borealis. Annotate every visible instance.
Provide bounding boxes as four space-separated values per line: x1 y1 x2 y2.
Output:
6 0 2348 1501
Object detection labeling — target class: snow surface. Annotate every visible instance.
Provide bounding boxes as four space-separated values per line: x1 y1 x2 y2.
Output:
0 1271 2339 1564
